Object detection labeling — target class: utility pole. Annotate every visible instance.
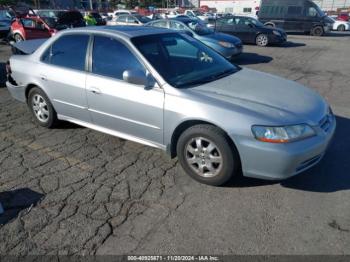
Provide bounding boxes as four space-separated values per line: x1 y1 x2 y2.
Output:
89 0 93 10
0 202 4 215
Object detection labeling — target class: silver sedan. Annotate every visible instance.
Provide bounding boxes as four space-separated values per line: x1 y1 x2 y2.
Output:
6 26 335 186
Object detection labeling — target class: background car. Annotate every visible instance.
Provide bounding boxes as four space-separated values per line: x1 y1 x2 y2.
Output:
107 14 151 26
329 16 350 31
259 0 334 36
147 17 243 59
10 16 55 42
0 9 15 39
337 13 349 22
113 10 138 18
185 10 209 22
35 10 86 29
212 16 287 47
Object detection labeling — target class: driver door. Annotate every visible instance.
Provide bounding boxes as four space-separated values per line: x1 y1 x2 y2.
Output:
21 18 51 40
86 35 164 146
235 17 256 43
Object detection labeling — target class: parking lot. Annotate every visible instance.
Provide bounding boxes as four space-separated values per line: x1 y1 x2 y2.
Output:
0 32 350 255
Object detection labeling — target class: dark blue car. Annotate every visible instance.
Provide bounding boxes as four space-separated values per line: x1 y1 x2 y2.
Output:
146 17 243 59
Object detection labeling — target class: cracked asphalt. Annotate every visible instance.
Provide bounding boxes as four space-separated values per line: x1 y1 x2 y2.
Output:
0 32 350 255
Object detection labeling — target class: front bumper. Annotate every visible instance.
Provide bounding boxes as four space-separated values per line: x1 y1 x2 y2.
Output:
220 45 243 59
233 115 336 180
269 33 287 44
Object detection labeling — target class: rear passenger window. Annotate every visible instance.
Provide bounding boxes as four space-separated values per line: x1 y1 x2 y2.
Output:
287 6 302 15
92 36 144 80
42 34 89 71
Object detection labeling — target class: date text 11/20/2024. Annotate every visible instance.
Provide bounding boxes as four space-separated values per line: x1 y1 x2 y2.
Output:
127 255 220 261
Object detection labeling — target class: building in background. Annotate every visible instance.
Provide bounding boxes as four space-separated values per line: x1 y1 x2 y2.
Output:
198 0 350 13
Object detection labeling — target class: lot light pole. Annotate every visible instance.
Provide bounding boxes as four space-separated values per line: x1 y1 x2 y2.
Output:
0 202 3 215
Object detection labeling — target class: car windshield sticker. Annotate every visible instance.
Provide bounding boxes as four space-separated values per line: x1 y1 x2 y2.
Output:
199 52 213 63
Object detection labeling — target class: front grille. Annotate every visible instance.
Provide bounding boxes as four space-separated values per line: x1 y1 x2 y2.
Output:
319 114 332 133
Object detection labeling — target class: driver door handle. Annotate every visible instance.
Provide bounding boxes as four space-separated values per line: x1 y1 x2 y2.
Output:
89 87 101 95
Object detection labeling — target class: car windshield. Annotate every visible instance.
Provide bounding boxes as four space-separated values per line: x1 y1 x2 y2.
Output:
184 20 212 35
132 33 239 88
314 4 325 17
193 10 204 16
246 17 264 27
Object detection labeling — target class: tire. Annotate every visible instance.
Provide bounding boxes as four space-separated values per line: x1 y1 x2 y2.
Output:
14 33 24 43
311 26 324 36
28 87 58 128
176 124 240 186
255 33 269 47
337 25 345 31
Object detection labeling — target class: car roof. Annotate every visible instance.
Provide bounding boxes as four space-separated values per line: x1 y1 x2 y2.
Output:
63 25 173 38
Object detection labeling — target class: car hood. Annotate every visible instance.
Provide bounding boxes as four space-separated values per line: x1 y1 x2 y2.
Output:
185 68 327 125
199 32 242 45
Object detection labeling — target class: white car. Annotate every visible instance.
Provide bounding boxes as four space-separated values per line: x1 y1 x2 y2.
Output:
112 10 138 18
329 17 350 31
184 10 208 22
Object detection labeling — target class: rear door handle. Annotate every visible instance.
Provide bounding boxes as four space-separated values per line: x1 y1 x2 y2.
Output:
89 87 101 94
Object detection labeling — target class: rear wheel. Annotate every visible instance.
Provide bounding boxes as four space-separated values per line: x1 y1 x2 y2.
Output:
28 87 58 128
337 24 345 31
311 26 324 36
176 124 240 186
14 33 24 42
256 34 269 47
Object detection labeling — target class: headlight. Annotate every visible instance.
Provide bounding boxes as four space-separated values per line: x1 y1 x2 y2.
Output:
218 41 235 48
251 124 316 143
272 30 281 36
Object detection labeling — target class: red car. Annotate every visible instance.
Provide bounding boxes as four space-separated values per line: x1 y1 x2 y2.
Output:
337 13 349 22
10 16 56 42
10 7 85 42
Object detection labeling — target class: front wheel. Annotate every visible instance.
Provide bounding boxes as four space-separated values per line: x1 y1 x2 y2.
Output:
14 33 24 42
256 34 269 47
311 26 324 36
28 87 58 128
176 124 240 186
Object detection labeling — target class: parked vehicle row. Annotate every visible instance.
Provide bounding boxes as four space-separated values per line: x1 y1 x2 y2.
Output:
6 26 336 186
147 17 243 58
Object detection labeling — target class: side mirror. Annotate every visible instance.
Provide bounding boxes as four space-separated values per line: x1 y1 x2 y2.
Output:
248 23 254 28
123 69 154 87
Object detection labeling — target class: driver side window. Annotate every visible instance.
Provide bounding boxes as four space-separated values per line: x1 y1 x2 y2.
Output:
20 19 35 28
306 7 318 17
92 36 145 80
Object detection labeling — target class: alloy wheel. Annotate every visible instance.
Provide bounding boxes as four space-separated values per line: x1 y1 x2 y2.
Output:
185 137 223 178
32 94 50 123
256 34 268 46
